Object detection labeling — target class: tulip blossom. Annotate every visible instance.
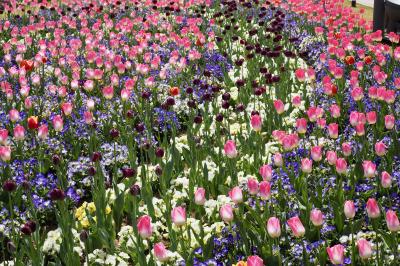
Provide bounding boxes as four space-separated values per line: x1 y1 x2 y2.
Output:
327 123 338 139
357 238 373 259
273 99 285 114
311 146 322 162
52 115 64 132
335 158 347 174
250 114 262 132
194 188 206 205
153 242 169 262
267 217 281 238
0 146 11 162
344 200 356 219
362 161 376 178
171 206 186 226
310 209 324 227
386 210 400 232
224 140 238 158
38 125 49 140
273 152 283 167
381 171 392 189
13 125 25 141
0 129 8 145
301 158 312 173
247 255 264 266
287 216 305 237
259 181 271 200
327 244 345 265
137 215 152 239
247 178 259 195
374 142 386 156
229 187 243 204
220 204 234 223
259 164 272 181
366 198 380 219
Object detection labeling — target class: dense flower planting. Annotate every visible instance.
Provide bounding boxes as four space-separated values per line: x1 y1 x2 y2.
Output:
0 0 399 265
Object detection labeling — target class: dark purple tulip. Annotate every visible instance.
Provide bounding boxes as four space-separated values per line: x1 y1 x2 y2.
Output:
129 184 141 196
3 180 16 192
122 168 136 178
49 188 65 201
91 152 102 162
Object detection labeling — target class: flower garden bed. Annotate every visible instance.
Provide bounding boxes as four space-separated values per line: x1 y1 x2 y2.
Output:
0 0 399 265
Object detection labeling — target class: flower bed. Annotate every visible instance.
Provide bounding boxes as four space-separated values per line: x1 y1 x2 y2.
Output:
0 0 399 265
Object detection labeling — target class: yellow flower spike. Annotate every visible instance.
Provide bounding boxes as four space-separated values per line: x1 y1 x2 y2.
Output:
105 206 111 215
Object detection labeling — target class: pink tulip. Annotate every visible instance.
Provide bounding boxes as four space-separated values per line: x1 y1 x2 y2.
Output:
381 171 392 188
385 115 395 130
310 209 324 227
366 111 377 124
267 217 281 238
287 216 305 237
386 210 400 232
220 204 234 223
61 102 73 116
357 238 373 259
355 123 365 136
224 140 238 158
102 86 114 99
292 95 301 107
229 187 243 204
250 114 262 132
137 215 152 239
328 123 338 139
362 161 376 178
327 244 345 265
374 142 386 156
296 118 307 134
9 109 20 122
52 115 64 132
247 178 259 195
311 146 322 162
247 255 264 266
13 125 25 141
344 200 356 219
38 124 49 140
341 142 352 157
273 99 284 114
366 198 380 219
335 158 347 174
301 158 313 174
259 181 271 200
153 242 169 262
326 151 337 165
295 69 306 82
194 188 206 205
171 206 186 226
259 164 272 181
0 146 11 162
330 104 341 118
0 129 8 145
273 153 283 167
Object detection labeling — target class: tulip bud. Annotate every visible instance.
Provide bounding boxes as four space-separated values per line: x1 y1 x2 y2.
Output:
229 187 243 204
366 198 380 219
194 188 206 205
381 171 392 188
310 209 324 226
357 238 372 259
219 204 234 223
153 242 169 262
247 178 259 195
266 217 281 238
137 215 152 239
259 181 271 200
344 200 356 219
224 140 238 158
171 206 186 226
327 244 344 265
287 216 305 237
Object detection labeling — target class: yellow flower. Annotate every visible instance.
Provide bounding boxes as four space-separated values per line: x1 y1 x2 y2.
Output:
105 206 111 215
233 262 247 266
87 202 96 214
80 217 90 228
